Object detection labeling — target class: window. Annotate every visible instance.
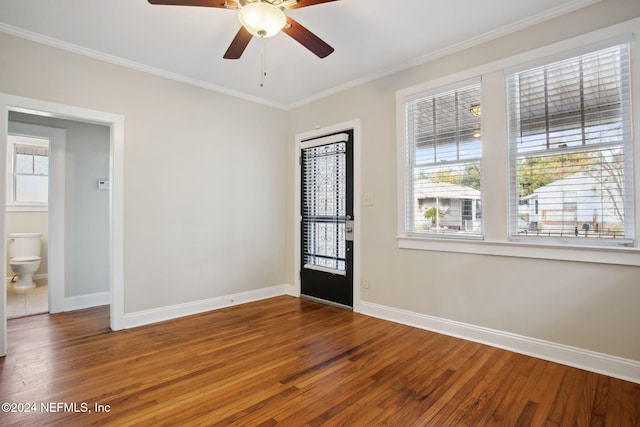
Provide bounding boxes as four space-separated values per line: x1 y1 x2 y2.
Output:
397 22 638 265
7 134 50 206
402 79 483 238
507 43 633 245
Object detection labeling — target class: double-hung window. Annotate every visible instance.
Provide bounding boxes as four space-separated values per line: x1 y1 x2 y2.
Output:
7 134 50 207
507 43 633 246
401 78 483 238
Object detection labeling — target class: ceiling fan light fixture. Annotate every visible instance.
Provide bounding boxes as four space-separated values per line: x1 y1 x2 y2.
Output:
239 2 287 38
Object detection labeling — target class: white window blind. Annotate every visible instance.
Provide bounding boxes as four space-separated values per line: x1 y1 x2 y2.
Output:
507 43 633 245
302 138 347 272
403 80 483 238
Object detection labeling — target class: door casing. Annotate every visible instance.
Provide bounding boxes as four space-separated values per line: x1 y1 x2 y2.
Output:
0 93 125 356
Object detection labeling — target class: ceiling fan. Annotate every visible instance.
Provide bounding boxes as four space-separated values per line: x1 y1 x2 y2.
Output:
147 0 339 59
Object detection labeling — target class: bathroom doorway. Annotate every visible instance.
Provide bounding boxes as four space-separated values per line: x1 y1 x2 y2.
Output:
0 93 126 356
6 114 113 320
5 125 56 318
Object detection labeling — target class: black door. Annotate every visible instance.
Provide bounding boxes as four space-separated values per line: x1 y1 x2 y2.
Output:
300 130 354 308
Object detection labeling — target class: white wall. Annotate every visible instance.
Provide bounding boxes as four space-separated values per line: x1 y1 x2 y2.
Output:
0 30 289 314
287 0 640 363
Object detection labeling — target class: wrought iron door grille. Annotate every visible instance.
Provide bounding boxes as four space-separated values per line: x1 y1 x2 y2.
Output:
302 142 347 271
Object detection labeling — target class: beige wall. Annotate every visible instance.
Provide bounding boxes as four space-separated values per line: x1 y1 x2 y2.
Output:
1 0 639 365
0 30 289 313
287 0 640 361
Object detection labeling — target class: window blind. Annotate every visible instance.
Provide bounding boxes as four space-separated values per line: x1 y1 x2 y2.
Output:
404 81 483 237
302 140 347 272
507 43 633 244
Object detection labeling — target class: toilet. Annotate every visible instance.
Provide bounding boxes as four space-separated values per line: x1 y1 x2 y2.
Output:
8 232 42 289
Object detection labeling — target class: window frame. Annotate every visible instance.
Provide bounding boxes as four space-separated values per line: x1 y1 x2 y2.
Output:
6 133 50 211
400 77 484 240
395 20 640 266
506 43 634 248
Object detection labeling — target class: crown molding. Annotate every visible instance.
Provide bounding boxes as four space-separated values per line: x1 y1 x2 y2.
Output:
287 0 602 109
0 23 288 110
0 0 601 111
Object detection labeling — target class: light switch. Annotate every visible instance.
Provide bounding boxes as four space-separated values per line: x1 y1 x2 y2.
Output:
363 193 374 206
98 180 111 190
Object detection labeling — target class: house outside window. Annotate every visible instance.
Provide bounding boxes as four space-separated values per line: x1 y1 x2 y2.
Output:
507 43 633 245
401 79 483 238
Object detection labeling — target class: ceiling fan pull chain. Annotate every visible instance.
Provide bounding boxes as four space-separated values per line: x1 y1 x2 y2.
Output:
260 37 267 87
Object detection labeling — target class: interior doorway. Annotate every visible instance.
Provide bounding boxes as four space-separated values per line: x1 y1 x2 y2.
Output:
0 93 125 356
5 122 60 318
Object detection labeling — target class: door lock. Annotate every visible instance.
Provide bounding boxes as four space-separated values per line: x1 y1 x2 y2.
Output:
345 220 354 241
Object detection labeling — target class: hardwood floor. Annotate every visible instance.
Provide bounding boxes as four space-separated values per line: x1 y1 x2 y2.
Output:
1 296 638 426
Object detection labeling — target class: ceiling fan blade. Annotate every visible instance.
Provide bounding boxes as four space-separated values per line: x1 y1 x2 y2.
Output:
147 0 236 8
288 0 339 9
282 16 334 58
223 26 253 59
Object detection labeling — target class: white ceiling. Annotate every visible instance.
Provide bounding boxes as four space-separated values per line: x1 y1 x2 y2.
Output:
0 0 599 109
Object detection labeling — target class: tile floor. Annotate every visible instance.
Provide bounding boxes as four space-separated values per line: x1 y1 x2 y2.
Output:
6 278 48 318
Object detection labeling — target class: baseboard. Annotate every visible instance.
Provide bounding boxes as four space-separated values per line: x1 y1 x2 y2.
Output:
64 291 110 311
124 284 295 329
359 300 640 384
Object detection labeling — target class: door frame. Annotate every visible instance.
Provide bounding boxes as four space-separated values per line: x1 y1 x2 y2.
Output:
294 119 361 313
0 93 125 356
7 121 66 314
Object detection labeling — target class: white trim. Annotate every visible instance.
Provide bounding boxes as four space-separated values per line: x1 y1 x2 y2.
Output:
123 284 294 329
395 18 640 101
503 33 633 75
294 119 362 313
64 292 110 312
396 17 640 265
360 300 640 385
0 94 125 360
398 237 640 266
288 0 602 109
0 1 599 111
5 132 50 208
401 76 482 103
0 23 287 111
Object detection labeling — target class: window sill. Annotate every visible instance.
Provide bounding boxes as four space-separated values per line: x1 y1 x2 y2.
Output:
7 205 48 213
397 236 640 266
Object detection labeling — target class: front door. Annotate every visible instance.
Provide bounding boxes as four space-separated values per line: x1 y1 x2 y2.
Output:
300 130 354 308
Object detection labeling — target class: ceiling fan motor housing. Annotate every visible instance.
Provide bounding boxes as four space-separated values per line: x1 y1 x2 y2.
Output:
238 2 287 38
148 0 338 59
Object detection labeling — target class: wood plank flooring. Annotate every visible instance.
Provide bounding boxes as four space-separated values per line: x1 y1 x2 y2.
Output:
0 296 638 426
